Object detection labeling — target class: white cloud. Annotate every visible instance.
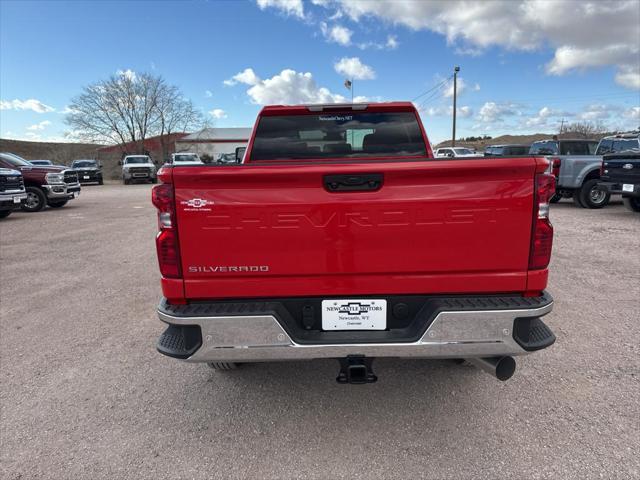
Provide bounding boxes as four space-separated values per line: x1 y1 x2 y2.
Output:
578 104 614 121
424 105 473 118
224 68 261 86
334 57 376 80
442 78 480 98
209 108 227 119
477 102 520 123
314 0 640 89
320 23 353 46
256 0 304 18
116 69 137 81
615 65 640 90
0 98 55 113
237 68 360 105
205 90 213 98
26 120 52 131
385 35 399 50
624 106 640 121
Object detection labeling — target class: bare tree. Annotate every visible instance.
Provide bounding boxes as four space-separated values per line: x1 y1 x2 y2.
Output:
156 85 204 161
561 120 608 138
66 71 203 156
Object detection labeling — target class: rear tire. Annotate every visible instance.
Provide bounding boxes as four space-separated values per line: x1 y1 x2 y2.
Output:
623 196 640 212
0 210 12 219
579 179 610 209
48 200 68 208
207 362 239 370
21 187 46 212
572 189 585 208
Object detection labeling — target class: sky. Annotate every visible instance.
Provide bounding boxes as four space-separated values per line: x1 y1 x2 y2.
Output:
0 0 639 145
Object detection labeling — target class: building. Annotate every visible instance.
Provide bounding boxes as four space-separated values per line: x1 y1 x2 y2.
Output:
175 128 252 161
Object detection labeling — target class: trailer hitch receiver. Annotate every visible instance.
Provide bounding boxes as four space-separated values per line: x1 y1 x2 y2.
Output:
336 355 377 384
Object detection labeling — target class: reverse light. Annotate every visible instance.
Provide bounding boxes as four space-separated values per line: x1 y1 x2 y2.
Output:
152 182 182 278
529 172 555 270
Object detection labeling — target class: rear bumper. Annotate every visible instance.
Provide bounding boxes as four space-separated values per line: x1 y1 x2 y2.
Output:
156 293 555 362
598 181 640 197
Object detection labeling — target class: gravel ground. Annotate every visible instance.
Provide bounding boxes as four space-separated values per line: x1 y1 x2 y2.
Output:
1 183 639 479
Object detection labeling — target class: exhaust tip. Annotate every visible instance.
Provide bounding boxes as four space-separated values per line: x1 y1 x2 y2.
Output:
467 356 516 381
494 356 516 381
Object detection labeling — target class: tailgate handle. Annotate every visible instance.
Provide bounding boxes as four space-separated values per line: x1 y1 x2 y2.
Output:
324 173 383 192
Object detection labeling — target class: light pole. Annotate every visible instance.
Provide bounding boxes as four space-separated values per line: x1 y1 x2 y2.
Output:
452 66 460 147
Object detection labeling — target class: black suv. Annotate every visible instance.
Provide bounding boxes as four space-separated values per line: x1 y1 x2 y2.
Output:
71 159 103 185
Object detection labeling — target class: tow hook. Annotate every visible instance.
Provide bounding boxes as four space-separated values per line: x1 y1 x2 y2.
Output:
336 355 377 384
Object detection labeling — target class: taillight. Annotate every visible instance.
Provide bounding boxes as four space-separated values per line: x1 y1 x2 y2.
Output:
550 157 561 178
529 173 554 270
152 182 182 278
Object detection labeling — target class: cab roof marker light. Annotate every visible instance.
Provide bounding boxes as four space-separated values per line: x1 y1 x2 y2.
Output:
306 104 369 112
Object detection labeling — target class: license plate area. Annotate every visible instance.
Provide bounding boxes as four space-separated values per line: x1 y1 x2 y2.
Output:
623 183 634 193
133 173 148 177
322 299 387 331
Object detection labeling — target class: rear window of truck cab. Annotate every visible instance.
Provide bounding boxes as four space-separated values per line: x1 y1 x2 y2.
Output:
250 112 427 161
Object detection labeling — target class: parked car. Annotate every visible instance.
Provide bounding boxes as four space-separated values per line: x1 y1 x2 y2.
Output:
484 144 529 156
0 152 80 211
0 168 27 218
434 147 477 158
216 152 238 164
529 139 608 208
152 102 556 383
71 159 103 185
170 153 203 165
595 131 640 155
119 155 157 184
598 150 640 212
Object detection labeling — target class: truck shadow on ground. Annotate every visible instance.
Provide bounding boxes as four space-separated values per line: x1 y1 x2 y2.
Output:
162 358 517 440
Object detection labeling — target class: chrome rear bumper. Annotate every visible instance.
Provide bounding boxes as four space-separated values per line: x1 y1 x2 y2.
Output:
157 298 554 363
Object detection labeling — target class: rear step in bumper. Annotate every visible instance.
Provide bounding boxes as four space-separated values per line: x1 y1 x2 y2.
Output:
156 295 554 362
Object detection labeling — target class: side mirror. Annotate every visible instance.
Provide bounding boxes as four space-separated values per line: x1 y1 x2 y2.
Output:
447 152 454 158
235 147 246 163
118 160 122 166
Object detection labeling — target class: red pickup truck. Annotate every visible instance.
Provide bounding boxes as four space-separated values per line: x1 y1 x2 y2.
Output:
153 102 556 383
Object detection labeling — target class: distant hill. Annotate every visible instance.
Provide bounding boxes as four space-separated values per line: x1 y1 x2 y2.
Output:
0 138 105 166
435 132 607 151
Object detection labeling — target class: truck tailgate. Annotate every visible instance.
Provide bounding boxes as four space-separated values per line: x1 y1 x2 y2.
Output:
173 158 536 299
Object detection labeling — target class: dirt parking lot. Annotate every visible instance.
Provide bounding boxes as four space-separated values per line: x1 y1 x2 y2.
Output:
1 183 639 479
